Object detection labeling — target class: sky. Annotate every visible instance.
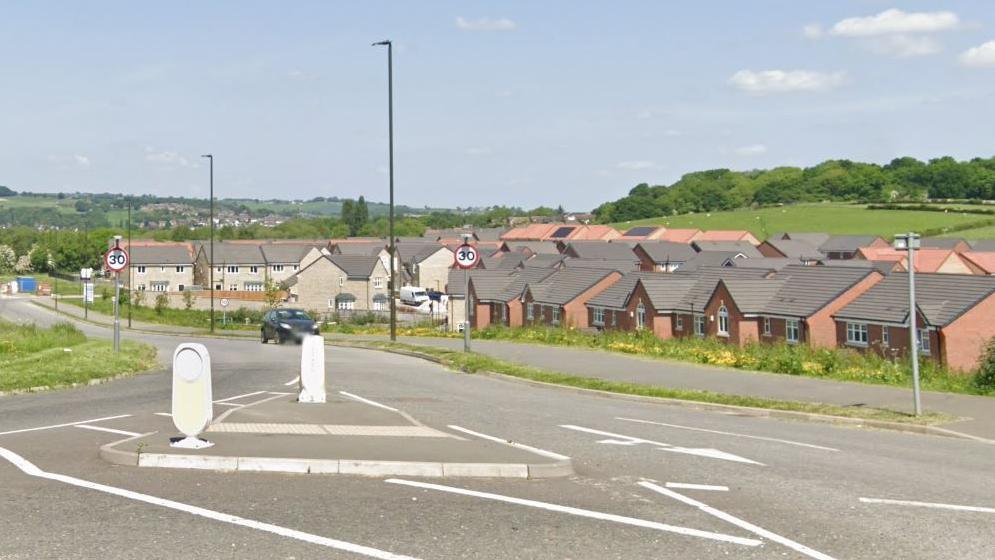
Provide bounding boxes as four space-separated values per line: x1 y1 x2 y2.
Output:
1 1 995 211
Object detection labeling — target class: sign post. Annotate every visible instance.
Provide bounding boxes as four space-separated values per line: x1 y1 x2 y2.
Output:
220 297 229 327
104 237 129 352
80 268 93 320
454 237 479 352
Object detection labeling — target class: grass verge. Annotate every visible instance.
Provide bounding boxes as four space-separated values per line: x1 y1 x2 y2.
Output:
61 297 255 331
0 320 158 392
336 340 953 426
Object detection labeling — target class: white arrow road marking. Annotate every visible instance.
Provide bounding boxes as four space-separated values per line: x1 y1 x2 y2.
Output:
384 478 760 547
0 446 420 560
860 497 995 514
0 415 132 436
616 417 839 452
559 425 763 465
640 481 837 560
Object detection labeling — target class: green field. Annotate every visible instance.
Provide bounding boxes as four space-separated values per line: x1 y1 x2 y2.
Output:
0 194 78 213
611 203 995 240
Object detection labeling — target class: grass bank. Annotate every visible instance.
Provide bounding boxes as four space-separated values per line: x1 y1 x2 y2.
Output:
341 340 950 426
0 320 158 392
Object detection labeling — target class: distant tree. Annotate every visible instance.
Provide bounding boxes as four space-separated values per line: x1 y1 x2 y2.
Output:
29 245 51 273
355 196 369 230
263 278 283 308
341 199 356 235
0 245 15 273
0 185 15 197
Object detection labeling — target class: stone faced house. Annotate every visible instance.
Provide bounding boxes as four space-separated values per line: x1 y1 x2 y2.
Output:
396 242 454 292
259 242 326 284
194 241 268 292
129 243 196 293
288 254 389 313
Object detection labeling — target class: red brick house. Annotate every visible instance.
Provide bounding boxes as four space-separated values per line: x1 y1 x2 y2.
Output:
521 268 622 328
833 273 995 372
467 268 557 329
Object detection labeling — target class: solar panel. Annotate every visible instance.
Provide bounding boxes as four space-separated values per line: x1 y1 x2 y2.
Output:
549 226 576 238
624 226 657 237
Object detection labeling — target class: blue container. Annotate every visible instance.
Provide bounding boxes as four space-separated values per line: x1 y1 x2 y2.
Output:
16 276 36 293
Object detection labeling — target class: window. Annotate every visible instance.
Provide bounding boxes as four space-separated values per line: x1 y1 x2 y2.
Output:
137 284 146 291
918 329 931 355
551 307 560 324
763 317 771 336
338 277 345 287
373 300 386 311
216 266 223 273
786 320 800 343
337 300 355 310
160 266 165 272
373 277 384 289
249 266 259 274
846 323 869 345
882 327 890 347
694 315 705 336
137 266 146 274
636 303 646 330
175 266 185 273
214 283 222 291
592 307 605 325
527 303 534 321
675 315 684 331
293 265 299 271
717 305 729 336
227 266 239 273
245 282 264 292
178 284 185 292
229 284 238 291
151 281 168 292
272 264 285 272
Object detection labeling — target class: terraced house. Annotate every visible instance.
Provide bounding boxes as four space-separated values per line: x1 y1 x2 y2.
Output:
519 268 622 329
128 242 196 293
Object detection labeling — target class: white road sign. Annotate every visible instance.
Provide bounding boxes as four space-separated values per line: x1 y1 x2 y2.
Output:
220 298 229 308
454 244 479 269
104 247 129 273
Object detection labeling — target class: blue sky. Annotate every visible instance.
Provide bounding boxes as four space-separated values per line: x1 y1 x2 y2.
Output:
2 1 994 210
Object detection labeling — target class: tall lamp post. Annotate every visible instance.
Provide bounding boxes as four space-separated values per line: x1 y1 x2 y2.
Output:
372 39 397 342
201 154 215 333
894 232 922 416
127 198 132 328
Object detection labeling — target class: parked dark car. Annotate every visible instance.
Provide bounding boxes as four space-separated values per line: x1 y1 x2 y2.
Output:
261 308 319 344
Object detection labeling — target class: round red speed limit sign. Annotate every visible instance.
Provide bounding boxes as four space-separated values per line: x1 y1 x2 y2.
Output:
104 247 130 273
454 243 479 269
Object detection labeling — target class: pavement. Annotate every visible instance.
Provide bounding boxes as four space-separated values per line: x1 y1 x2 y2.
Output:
4 296 995 559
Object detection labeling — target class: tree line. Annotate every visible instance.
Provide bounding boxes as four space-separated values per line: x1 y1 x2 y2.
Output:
594 156 995 223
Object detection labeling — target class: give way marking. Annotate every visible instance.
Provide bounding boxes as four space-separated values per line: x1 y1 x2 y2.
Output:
0 446 419 560
559 424 763 465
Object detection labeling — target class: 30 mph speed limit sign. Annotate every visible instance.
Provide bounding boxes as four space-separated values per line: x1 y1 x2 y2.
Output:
104 247 130 273
454 244 479 269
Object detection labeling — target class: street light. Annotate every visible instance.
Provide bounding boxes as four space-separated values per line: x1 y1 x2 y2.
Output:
201 154 215 333
372 39 397 342
894 232 922 416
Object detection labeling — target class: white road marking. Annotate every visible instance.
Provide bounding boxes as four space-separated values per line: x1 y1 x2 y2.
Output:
0 414 132 436
384 478 760 547
213 391 267 403
0 446 420 560
447 425 570 461
616 417 839 452
666 483 729 492
284 376 300 386
154 413 172 417
559 425 763 465
640 481 837 560
214 402 243 408
74 425 141 437
859 497 995 514
339 391 398 412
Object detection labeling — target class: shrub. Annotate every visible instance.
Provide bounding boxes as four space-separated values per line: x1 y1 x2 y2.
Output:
101 286 111 301
132 290 146 307
182 290 194 310
154 293 169 315
973 337 995 393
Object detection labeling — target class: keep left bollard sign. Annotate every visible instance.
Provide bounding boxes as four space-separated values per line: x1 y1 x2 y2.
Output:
298 335 326 404
171 343 214 448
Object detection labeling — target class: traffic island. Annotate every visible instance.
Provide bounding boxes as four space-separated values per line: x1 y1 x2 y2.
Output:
99 393 573 479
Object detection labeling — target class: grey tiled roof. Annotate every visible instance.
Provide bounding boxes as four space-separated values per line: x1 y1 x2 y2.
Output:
526 268 618 306
720 278 785 314
507 241 561 255
727 257 794 271
129 245 194 265
765 265 877 317
675 266 771 311
762 239 825 260
586 271 655 309
523 253 567 268
834 273 995 326
206 242 266 265
691 240 763 257
819 235 884 253
497 267 557 301
969 239 995 251
469 274 517 301
333 242 385 256
260 242 324 264
446 269 513 297
326 255 382 280
560 258 640 272
637 276 699 311
779 232 830 247
920 238 966 249
677 251 746 271
563 241 638 260
474 227 508 241
634 241 697 263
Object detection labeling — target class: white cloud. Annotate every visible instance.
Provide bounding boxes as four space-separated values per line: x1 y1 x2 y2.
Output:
464 147 492 156
74 155 91 168
960 40 995 68
729 69 846 94
616 160 659 170
455 16 517 32
735 144 768 156
802 24 823 39
864 35 941 58
144 147 191 167
829 9 959 37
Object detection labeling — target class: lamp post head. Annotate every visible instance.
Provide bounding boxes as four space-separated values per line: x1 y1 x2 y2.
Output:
200 154 212 159
372 40 391 46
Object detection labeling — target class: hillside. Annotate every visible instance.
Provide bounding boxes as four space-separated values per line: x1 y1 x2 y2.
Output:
611 203 995 240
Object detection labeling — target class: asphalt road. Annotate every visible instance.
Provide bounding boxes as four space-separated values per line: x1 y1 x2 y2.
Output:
2 297 994 559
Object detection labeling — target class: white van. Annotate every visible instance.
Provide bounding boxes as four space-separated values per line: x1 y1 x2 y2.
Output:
400 286 429 306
